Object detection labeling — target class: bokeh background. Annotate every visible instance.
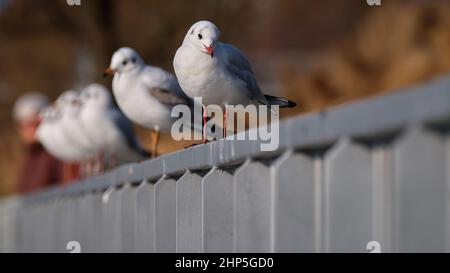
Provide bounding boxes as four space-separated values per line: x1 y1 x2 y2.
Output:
1 0 450 196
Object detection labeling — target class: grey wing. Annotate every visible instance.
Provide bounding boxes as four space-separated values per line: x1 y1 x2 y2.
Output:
110 108 149 157
222 43 269 105
141 65 194 107
149 87 192 107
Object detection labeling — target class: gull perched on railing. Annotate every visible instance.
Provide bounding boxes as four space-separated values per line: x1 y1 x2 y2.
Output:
173 20 296 139
55 90 94 159
79 83 150 167
103 47 194 157
37 102 86 163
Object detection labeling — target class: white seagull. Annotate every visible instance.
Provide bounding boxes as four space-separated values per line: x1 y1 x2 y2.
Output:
55 90 95 158
79 83 149 165
37 104 86 163
173 20 296 138
104 47 194 156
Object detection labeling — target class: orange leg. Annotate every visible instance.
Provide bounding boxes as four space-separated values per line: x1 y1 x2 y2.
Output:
150 129 160 157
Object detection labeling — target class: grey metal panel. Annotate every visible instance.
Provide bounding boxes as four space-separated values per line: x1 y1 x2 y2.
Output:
41 202 51 252
371 145 394 253
154 177 177 252
41 201 55 252
46 200 58 253
72 196 84 253
325 140 373 252
38 201 49 253
19 205 29 252
31 205 42 252
15 206 22 253
274 151 318 252
393 128 447 252
67 197 79 252
1 203 9 253
10 203 19 253
0 201 13 253
203 167 234 252
10 204 19 253
59 198 75 253
22 206 30 253
26 206 37 252
50 200 60 253
33 205 44 252
17 206 25 253
0 203 4 252
176 171 204 253
23 205 32 252
121 184 138 253
4 203 13 253
234 160 273 252
5 202 14 253
78 194 95 253
135 181 155 253
85 192 103 253
73 195 86 253
52 199 64 253
101 188 122 252
40 203 51 252
2 202 11 253
447 133 450 253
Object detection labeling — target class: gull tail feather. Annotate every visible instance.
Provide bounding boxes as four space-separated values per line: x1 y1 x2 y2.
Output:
262 95 297 108
257 95 297 114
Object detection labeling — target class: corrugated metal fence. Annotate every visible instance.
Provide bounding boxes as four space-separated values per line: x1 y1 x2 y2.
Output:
1 76 450 253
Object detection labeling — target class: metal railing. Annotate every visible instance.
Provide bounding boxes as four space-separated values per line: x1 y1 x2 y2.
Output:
1 75 450 253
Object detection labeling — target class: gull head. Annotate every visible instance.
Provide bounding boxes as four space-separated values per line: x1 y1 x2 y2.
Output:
104 47 144 77
80 83 112 108
39 105 60 124
56 90 81 110
184 20 220 58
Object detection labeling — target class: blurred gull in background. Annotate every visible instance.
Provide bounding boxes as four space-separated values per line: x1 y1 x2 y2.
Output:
36 104 84 163
104 47 193 156
13 92 49 123
79 83 149 167
56 90 94 158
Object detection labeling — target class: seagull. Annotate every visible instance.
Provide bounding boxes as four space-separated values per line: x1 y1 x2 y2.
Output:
37 104 86 163
36 106 61 159
173 20 296 138
56 90 95 158
55 90 100 176
78 83 150 166
103 47 195 156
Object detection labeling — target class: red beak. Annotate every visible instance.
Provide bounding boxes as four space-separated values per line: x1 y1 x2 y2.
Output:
204 45 214 58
